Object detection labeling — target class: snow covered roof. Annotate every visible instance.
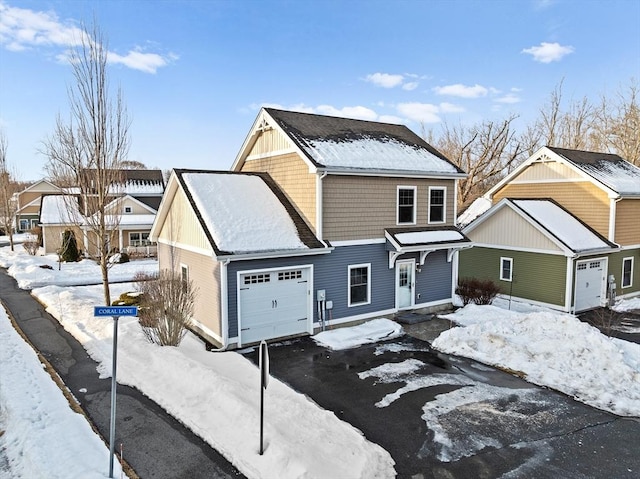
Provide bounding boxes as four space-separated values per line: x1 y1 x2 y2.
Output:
265 108 465 176
457 197 492 227
39 195 84 225
178 170 324 255
510 199 615 253
385 226 471 254
548 147 640 196
80 169 166 195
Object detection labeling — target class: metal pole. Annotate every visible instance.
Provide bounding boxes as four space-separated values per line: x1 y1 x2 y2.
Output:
109 316 119 478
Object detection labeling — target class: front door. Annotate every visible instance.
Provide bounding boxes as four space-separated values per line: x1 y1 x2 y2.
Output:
396 260 415 309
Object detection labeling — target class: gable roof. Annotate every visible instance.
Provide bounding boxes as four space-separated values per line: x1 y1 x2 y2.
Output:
487 146 640 199
465 198 617 254
80 169 165 195
39 194 84 225
171 169 325 256
547 147 640 196
235 108 465 177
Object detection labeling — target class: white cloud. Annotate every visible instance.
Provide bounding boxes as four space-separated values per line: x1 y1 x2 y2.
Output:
433 83 489 98
377 115 405 124
0 2 173 73
396 102 441 123
439 102 465 113
315 105 378 121
365 72 405 88
494 93 521 104
402 82 419 91
521 42 574 63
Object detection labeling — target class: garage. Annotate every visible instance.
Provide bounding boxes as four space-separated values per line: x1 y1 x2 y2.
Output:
238 266 312 345
574 259 606 312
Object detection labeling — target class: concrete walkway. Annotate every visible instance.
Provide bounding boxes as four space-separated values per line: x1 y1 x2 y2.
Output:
0 269 243 479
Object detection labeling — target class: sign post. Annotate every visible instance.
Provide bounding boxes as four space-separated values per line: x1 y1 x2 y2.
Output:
258 340 269 455
94 306 138 478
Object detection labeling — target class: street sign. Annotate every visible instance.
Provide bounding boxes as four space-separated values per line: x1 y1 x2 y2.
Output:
94 306 138 317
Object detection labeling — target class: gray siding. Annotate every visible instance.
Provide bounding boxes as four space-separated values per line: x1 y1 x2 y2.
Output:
226 243 455 338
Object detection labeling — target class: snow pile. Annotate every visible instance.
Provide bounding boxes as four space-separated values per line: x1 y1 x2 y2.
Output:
0 307 123 479
614 296 640 312
313 318 403 350
433 304 640 416
31 282 395 479
0 249 158 289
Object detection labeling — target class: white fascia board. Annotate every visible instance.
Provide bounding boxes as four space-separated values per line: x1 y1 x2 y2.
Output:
155 237 214 257
149 173 179 240
317 167 466 180
330 238 386 247
216 247 333 263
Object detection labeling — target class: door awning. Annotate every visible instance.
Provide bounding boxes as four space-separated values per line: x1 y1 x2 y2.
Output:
385 227 473 268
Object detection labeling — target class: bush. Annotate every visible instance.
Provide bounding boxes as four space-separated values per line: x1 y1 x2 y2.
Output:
118 252 130 263
22 234 40 256
456 277 501 305
59 230 80 262
134 270 197 347
111 291 144 306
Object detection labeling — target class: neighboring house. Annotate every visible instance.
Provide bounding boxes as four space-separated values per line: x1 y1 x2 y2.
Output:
151 108 470 348
13 179 62 232
39 169 164 257
459 146 640 313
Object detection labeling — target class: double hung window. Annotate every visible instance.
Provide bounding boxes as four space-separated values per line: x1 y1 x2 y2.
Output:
500 257 513 282
348 264 371 306
622 257 634 288
397 186 416 225
428 187 446 223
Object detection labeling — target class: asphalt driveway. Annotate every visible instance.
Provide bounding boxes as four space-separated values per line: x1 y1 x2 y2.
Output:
245 333 640 479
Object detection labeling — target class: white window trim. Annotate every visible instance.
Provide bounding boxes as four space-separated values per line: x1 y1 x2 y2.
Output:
128 231 151 246
396 185 417 225
622 257 634 288
428 186 446 224
500 257 513 282
348 263 371 307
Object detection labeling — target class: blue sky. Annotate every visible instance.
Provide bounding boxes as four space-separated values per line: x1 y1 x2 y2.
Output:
1 0 639 181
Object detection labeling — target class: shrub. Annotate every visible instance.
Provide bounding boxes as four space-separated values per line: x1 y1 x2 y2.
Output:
134 269 197 347
118 252 130 263
456 277 501 305
59 230 80 262
22 234 40 256
111 291 144 306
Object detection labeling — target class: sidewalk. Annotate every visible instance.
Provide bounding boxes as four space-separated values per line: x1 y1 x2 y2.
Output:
0 269 244 479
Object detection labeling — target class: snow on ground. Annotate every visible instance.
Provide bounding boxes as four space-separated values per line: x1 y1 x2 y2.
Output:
614 296 640 313
433 303 640 416
0 247 395 479
0 306 124 479
313 318 403 350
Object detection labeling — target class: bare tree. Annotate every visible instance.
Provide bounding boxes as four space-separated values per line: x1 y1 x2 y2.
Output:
593 80 640 165
0 130 19 251
41 22 130 305
434 115 527 208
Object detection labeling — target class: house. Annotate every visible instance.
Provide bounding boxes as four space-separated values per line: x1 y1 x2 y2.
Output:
459 146 640 313
150 108 471 348
39 169 164 257
13 179 62 233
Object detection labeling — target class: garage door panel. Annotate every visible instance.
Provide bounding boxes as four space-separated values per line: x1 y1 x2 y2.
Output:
575 260 605 312
239 267 311 345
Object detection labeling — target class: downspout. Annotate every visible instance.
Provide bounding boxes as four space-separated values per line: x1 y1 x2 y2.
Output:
565 256 574 313
608 198 617 242
208 257 230 352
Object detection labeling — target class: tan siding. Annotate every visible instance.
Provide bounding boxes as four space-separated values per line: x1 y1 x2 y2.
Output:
157 243 222 339
615 199 640 246
42 225 84 254
514 161 582 181
245 127 292 157
468 207 563 252
323 176 456 241
494 181 610 238
119 198 152 214
241 153 317 232
21 204 41 215
157 187 211 252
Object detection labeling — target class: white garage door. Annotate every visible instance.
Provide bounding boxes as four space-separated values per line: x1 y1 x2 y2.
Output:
575 259 605 312
238 267 311 345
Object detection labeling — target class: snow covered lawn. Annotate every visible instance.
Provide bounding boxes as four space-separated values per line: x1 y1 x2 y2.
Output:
0 246 395 479
433 302 640 416
0 306 124 479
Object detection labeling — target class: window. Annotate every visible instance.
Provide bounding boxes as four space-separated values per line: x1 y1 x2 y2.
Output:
278 270 302 281
124 206 133 214
428 187 446 223
500 257 513 282
244 273 271 284
129 232 151 247
348 264 371 306
19 219 30 231
622 257 634 288
397 186 416 225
